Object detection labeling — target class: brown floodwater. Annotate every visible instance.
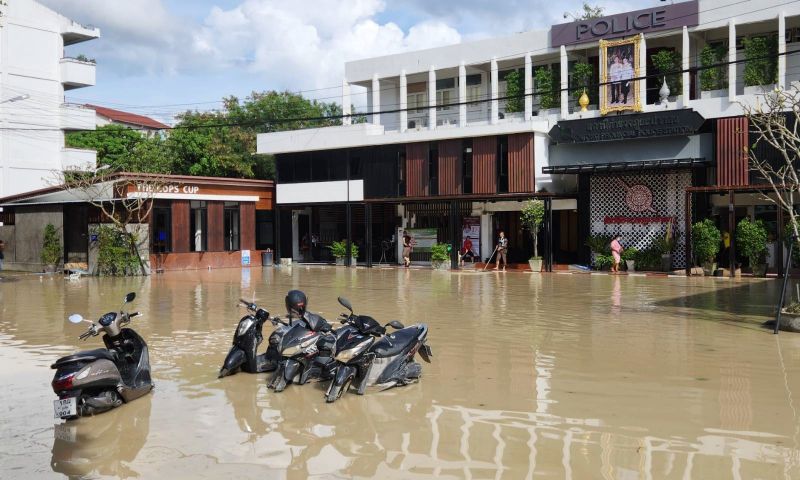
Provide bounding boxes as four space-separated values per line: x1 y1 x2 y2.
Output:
1 267 799 479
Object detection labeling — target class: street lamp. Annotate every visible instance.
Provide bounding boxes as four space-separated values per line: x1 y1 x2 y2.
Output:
0 94 29 104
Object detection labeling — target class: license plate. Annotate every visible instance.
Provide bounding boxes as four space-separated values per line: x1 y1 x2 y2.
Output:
53 397 77 419
53 423 77 442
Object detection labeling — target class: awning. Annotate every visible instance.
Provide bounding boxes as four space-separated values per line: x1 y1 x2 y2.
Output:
542 158 709 174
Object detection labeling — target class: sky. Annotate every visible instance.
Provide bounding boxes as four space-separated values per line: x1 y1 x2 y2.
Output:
39 0 656 124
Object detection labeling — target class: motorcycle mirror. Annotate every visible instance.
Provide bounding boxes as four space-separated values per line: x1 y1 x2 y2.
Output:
337 296 353 313
387 320 405 329
68 314 84 324
124 292 136 303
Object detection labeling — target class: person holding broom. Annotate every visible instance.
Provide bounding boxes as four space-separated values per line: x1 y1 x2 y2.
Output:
494 231 508 271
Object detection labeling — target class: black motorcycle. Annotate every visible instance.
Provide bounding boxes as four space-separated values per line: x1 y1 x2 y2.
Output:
219 299 285 378
51 292 153 420
324 297 432 403
267 313 336 393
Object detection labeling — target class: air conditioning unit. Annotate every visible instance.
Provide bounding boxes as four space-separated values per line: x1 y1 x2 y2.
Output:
407 120 416 129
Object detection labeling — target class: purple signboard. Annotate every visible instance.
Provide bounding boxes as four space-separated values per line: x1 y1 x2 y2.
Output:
550 1 698 46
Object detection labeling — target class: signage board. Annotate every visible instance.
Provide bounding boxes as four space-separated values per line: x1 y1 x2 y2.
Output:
550 1 698 46
405 228 438 253
549 109 704 144
461 217 481 258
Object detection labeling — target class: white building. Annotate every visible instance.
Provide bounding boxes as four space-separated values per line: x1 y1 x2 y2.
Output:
0 0 99 198
258 0 800 272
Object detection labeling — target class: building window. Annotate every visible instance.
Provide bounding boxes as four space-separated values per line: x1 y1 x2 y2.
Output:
436 78 456 112
151 205 171 253
408 92 427 113
497 136 509 194
462 139 473 194
466 74 483 106
429 143 439 196
256 210 274 250
190 200 207 252
224 202 240 251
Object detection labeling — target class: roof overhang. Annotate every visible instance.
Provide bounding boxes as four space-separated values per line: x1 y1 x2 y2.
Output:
542 157 709 174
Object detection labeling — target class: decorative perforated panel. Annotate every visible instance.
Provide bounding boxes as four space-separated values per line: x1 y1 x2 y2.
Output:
590 170 691 268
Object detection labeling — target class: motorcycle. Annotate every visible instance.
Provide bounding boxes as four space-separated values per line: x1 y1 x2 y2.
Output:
324 296 432 403
267 312 336 393
51 292 153 420
218 299 285 378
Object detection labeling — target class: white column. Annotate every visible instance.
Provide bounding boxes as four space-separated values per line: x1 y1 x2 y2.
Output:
779 12 787 89
524 53 533 119
428 65 436 130
639 34 647 106
729 19 737 101
371 74 380 125
459 62 467 127
342 79 351 126
400 70 408 133
682 26 690 103
490 57 499 124
560 46 568 117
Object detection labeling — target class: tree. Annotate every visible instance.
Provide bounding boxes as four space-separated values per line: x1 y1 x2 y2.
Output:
66 124 143 167
564 2 605 21
504 70 524 113
521 200 545 259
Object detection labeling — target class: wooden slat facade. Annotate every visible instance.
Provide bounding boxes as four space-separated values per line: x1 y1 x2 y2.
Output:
171 200 190 253
472 136 497 194
716 117 749 187
508 133 535 193
438 139 462 195
406 142 429 197
240 203 256 251
207 202 224 251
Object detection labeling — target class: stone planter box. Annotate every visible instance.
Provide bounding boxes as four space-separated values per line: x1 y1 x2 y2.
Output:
625 260 635 272
702 261 717 276
752 263 767 277
528 258 543 272
779 309 800 332
744 85 774 96
335 257 357 266
432 261 450 271
700 89 727 99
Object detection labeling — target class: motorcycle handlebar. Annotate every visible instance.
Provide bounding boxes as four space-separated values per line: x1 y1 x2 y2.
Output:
128 311 140 318
239 299 256 310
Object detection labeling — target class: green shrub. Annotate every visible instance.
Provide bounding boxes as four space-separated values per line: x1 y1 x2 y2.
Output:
692 219 721 264
736 218 768 267
430 243 450 264
585 234 612 255
621 247 638 262
593 253 614 270
783 221 800 265
521 199 545 259
633 247 663 271
571 62 593 101
96 225 140 276
699 44 727 91
329 240 358 259
651 49 682 97
534 67 556 110
743 36 778 87
504 70 523 113
40 224 62 268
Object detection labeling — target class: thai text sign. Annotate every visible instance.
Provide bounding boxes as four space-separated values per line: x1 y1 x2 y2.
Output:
549 109 704 144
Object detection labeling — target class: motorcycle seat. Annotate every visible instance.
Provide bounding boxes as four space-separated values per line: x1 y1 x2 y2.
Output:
371 326 420 357
51 348 116 368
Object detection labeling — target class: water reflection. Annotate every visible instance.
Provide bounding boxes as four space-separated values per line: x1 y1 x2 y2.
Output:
51 395 151 478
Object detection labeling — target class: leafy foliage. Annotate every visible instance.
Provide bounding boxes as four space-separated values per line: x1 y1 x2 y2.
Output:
585 234 612 255
504 70 524 113
570 62 593 101
593 253 614 270
743 36 778 87
96 225 141 276
736 218 768 267
633 248 663 271
565 2 605 21
621 247 638 262
692 219 721 264
699 44 727 91
40 224 62 267
521 199 545 258
651 49 682 97
534 67 556 110
430 243 450 264
329 240 358 259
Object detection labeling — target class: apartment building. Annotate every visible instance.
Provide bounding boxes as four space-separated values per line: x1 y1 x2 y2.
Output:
0 0 99 198
258 0 799 272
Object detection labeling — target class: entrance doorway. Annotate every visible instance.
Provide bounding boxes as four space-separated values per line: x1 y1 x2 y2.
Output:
491 211 532 263
553 209 579 264
63 204 88 264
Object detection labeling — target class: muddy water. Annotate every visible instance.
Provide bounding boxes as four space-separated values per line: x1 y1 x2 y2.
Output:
1 268 799 479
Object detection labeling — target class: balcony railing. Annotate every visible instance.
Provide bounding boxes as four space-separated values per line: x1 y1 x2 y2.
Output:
60 58 96 90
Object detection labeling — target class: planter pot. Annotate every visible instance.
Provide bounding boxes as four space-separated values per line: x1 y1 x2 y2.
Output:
625 260 635 272
701 261 717 276
351 257 357 266
752 263 768 277
43 265 57 274
528 258 543 272
700 89 727 99
744 85 773 96
432 261 450 271
779 310 800 332
335 257 345 266
661 254 673 272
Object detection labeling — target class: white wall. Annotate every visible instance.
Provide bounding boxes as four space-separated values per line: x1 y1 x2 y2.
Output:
0 0 99 198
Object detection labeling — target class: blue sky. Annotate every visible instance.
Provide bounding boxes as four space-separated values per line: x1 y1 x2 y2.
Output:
39 0 654 124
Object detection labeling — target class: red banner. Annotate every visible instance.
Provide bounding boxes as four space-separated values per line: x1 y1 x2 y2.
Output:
603 216 674 224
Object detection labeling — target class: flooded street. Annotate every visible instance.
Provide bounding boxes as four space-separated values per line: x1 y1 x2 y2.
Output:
1 267 799 479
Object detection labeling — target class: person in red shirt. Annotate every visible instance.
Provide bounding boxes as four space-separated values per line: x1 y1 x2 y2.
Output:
458 237 475 266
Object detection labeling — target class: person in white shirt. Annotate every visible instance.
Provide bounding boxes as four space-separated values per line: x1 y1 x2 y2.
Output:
608 55 622 104
619 57 634 104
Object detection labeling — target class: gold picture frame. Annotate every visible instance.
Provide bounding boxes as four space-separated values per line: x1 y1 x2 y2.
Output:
599 37 642 115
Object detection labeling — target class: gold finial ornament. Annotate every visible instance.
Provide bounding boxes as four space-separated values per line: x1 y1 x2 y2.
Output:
579 88 589 112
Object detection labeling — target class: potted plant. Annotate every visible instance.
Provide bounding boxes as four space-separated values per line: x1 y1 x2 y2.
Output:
651 49 682 101
656 224 676 272
534 67 557 114
585 234 613 270
430 243 450 270
621 247 638 272
521 199 545 272
692 219 722 275
699 43 727 99
329 240 358 266
504 70 523 115
743 36 778 95
41 223 62 273
736 218 768 277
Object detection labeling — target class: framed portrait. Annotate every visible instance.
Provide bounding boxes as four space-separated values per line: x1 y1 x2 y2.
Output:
599 37 642 115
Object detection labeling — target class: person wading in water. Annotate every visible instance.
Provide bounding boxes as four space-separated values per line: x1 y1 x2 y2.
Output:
494 231 508 271
610 235 624 273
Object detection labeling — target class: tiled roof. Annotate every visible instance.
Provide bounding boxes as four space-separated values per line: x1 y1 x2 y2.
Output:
86 104 170 130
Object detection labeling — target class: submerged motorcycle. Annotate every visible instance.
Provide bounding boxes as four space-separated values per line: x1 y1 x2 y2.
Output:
267 313 336 393
51 292 153 420
219 299 285 378
324 297 432 403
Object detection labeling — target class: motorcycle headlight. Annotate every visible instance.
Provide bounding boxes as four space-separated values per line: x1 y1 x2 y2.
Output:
237 318 255 337
335 339 372 363
281 336 318 356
